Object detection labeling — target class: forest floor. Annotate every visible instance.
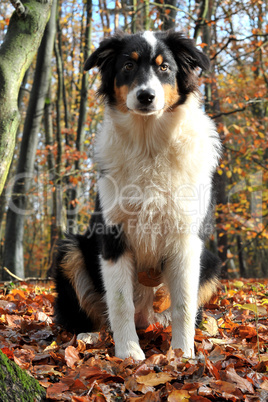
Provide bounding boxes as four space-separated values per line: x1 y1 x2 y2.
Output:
0 278 268 401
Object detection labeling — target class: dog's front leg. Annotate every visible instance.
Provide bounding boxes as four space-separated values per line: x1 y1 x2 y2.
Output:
164 236 202 358
100 252 145 361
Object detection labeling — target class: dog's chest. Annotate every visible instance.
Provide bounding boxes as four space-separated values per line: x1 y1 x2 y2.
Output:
98 143 208 266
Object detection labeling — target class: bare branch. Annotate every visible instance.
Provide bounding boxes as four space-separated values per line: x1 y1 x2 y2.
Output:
211 107 246 119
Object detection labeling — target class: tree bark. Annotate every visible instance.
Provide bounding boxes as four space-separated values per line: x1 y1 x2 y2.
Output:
159 0 177 30
197 0 229 277
0 69 30 262
66 0 92 233
2 0 56 280
0 350 46 401
0 0 52 197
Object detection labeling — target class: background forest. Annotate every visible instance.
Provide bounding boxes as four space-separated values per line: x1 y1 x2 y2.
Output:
0 0 267 281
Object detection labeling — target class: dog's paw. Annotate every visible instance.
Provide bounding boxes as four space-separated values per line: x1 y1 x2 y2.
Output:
77 332 99 345
171 340 195 359
115 341 145 361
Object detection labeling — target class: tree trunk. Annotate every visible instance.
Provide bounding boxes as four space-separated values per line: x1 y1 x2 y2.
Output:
237 234 246 277
198 0 229 277
0 350 46 401
0 69 30 264
0 0 52 197
66 0 92 233
159 0 177 30
2 0 57 280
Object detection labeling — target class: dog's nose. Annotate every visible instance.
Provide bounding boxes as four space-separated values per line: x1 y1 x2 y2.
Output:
136 89 156 105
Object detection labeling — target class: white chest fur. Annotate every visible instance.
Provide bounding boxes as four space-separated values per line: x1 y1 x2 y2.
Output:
95 94 221 266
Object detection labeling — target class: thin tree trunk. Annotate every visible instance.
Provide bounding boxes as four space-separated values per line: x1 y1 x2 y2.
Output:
0 69 30 250
159 0 177 30
0 0 52 196
67 0 92 233
44 83 58 255
53 13 64 241
2 0 57 280
197 0 229 277
237 234 246 277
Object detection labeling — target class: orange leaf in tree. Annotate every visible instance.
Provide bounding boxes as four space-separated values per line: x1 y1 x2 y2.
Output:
198 43 208 48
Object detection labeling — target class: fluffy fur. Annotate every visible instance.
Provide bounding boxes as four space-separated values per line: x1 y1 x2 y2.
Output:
52 30 222 360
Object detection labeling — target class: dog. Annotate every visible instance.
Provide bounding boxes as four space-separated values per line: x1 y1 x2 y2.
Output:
52 30 222 360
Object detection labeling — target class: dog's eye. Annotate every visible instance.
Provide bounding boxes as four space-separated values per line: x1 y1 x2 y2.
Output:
124 62 134 71
160 64 169 71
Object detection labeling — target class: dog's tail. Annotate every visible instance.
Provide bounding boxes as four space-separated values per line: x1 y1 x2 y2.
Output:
51 231 106 334
198 248 221 306
196 249 221 325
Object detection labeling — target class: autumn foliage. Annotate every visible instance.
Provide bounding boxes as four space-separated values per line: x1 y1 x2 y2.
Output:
0 0 267 281
1 279 268 400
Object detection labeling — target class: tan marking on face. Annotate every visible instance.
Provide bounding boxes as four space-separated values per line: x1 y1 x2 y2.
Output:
131 51 139 61
198 277 219 307
114 80 129 113
163 83 180 110
155 54 164 66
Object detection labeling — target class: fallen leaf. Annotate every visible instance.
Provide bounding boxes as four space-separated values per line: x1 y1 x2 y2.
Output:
225 365 254 394
13 348 35 370
138 269 162 287
46 383 70 400
202 316 219 336
205 357 220 379
136 372 175 386
168 389 190 401
153 285 171 313
128 391 161 401
65 345 80 368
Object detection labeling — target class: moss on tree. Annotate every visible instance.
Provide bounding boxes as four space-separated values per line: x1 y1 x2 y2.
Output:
0 350 46 401
0 0 52 196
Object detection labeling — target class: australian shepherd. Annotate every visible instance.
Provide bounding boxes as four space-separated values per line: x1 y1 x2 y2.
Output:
52 30 222 360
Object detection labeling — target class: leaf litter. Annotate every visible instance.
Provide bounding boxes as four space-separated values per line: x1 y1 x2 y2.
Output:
0 279 268 401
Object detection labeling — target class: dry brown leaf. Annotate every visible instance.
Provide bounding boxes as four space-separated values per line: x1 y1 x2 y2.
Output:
136 371 175 386
225 365 255 394
153 285 171 313
168 389 190 401
65 345 80 368
202 316 219 336
46 383 70 400
138 269 162 287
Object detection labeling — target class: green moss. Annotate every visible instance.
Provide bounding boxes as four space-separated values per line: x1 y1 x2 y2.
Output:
0 350 46 401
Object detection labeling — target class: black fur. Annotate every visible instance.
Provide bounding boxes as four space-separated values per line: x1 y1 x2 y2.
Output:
52 30 221 346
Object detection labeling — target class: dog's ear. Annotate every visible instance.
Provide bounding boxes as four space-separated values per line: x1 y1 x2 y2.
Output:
84 32 125 71
159 31 210 72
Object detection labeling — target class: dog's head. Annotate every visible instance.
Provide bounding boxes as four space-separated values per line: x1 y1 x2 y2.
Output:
85 31 210 116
